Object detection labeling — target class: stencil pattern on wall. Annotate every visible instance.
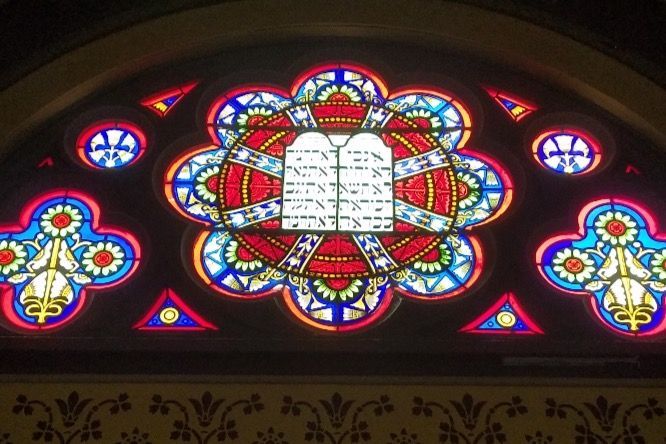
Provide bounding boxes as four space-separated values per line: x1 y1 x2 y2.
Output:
0 383 664 443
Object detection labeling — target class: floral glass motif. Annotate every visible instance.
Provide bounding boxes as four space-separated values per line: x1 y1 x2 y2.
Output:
76 121 147 169
532 128 601 175
164 63 513 331
537 198 666 336
0 191 140 330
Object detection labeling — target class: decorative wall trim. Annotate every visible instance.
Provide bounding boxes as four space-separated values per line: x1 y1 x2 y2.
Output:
0 382 664 443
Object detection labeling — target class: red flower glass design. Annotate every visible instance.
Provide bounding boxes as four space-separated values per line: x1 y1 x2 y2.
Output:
0 191 140 331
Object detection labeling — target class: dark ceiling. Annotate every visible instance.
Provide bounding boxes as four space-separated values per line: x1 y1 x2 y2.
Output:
0 0 664 91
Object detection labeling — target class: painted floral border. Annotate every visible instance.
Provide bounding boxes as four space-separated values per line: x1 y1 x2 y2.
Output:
0 383 664 443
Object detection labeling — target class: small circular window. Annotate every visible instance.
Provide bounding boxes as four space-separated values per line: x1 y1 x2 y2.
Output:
531 128 602 175
75 121 147 169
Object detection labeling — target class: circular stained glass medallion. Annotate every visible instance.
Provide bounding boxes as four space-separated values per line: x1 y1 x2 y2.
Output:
76 121 146 169
532 129 602 175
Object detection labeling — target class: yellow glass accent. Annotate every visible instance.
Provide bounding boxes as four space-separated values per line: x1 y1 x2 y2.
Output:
159 307 180 325
153 102 168 113
496 310 516 328
510 106 526 118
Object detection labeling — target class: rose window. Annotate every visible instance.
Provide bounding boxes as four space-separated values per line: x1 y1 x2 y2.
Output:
165 64 513 331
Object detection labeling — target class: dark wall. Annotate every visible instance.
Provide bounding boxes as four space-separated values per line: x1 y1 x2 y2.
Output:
1 0 664 90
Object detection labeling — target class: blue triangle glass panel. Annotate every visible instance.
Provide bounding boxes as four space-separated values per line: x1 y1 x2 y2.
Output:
476 302 528 331
459 292 543 335
134 288 216 331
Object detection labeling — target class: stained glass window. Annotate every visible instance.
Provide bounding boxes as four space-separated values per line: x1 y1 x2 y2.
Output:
140 82 197 118
0 39 665 378
537 198 666 336
134 288 216 331
0 192 140 330
75 121 147 169
484 87 536 122
531 128 602 175
459 292 543 335
164 64 513 331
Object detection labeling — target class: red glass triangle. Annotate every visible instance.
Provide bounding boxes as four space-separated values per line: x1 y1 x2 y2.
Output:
459 292 543 335
140 82 198 117
134 288 217 331
483 87 536 122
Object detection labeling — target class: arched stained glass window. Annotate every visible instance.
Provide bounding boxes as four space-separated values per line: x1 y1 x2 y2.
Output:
0 36 665 376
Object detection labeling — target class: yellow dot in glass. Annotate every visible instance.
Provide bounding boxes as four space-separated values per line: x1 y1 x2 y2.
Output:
159 307 180 325
496 310 516 328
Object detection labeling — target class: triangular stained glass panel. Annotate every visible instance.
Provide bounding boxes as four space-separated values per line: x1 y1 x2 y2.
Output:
483 87 536 122
459 292 543 335
134 288 217 331
140 82 198 117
